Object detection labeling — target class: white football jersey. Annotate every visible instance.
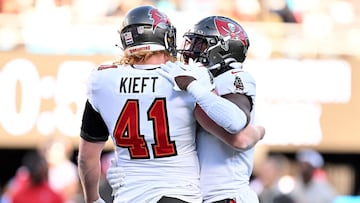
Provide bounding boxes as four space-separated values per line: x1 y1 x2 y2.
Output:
197 68 258 203
87 64 202 203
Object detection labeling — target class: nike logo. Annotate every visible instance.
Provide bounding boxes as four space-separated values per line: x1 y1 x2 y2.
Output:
231 70 242 74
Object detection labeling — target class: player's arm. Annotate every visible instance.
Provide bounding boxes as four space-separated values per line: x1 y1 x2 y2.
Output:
222 92 264 149
194 105 264 150
194 92 264 150
78 139 106 203
78 101 109 203
159 61 249 134
235 124 265 149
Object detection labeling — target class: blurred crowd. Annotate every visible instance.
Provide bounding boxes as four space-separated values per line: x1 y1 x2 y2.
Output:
0 137 81 203
250 149 338 203
0 137 114 203
0 0 359 56
0 140 341 203
0 0 359 25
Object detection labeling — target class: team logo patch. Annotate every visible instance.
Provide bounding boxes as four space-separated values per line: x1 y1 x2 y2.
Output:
234 76 245 93
214 17 248 49
148 8 170 32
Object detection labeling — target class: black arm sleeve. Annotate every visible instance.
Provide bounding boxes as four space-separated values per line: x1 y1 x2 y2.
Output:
80 100 109 142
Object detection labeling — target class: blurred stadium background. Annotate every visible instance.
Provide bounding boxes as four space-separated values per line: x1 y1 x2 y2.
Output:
0 0 359 201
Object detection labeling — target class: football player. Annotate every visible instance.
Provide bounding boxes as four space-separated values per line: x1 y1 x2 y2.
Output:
180 16 262 203
78 6 263 203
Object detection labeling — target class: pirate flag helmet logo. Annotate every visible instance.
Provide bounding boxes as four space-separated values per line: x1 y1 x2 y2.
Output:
148 8 171 33
214 17 248 50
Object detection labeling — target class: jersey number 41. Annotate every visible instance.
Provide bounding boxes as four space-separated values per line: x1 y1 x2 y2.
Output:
114 98 177 159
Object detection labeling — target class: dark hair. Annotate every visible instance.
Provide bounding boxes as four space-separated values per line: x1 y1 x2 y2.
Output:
273 194 295 203
22 151 48 185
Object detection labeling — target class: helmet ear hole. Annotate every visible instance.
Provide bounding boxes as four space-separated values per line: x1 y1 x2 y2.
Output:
200 58 208 65
209 38 217 45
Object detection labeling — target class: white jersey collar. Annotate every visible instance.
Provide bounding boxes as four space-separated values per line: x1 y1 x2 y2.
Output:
132 64 160 70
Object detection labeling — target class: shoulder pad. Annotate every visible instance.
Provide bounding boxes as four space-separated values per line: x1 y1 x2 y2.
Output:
97 64 117 71
214 69 256 97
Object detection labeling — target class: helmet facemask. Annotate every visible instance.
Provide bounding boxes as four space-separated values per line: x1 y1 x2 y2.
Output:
164 25 177 57
179 33 219 65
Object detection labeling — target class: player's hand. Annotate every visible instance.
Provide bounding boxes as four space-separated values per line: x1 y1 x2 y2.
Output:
182 59 215 92
160 61 214 91
106 158 125 196
159 61 193 90
176 61 215 92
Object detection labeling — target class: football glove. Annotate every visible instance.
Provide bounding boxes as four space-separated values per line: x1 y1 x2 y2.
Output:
106 158 125 196
159 61 214 91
